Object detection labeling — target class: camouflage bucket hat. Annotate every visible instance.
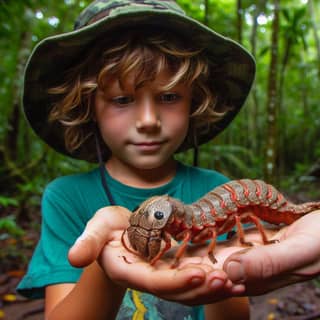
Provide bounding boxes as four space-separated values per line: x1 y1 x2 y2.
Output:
22 0 256 162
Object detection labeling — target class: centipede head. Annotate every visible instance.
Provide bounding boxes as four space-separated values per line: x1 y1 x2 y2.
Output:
125 196 174 261
130 196 174 229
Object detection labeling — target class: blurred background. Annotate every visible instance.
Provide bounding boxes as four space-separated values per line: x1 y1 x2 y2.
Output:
0 0 319 318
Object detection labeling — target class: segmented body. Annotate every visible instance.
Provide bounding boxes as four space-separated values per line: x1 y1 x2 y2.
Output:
123 179 320 267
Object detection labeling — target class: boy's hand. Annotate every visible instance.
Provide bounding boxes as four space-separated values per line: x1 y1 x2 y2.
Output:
68 206 131 267
68 206 243 305
222 210 320 295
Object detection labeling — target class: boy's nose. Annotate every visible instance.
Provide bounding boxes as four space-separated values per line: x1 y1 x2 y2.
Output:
136 100 161 131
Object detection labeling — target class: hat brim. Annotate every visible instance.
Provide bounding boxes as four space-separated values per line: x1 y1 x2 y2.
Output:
23 8 255 162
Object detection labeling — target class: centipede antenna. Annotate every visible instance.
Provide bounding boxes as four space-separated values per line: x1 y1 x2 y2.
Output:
121 230 140 256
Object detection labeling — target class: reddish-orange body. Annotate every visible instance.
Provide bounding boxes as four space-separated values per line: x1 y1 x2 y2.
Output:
122 179 320 267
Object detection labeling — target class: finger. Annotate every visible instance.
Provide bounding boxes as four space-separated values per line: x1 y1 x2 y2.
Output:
153 264 208 294
109 250 241 305
103 241 211 294
107 257 209 295
223 233 318 286
162 270 238 305
68 206 131 267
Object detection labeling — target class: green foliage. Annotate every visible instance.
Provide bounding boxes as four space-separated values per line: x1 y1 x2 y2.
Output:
0 214 33 272
201 143 262 179
178 0 205 22
0 196 18 208
0 216 25 239
0 0 319 222
176 142 262 179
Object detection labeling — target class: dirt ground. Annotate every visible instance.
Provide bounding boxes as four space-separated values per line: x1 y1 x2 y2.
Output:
1 272 320 319
250 281 320 320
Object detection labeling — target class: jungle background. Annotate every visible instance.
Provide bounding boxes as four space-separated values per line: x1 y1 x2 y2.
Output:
0 0 320 319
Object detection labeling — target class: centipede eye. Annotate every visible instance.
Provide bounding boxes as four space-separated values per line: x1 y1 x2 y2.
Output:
154 211 164 220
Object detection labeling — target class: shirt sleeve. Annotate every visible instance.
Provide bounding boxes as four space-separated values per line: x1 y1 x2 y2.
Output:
17 179 86 299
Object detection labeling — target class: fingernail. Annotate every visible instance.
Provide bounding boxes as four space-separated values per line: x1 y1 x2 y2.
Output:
190 277 204 286
231 284 246 294
210 278 224 290
75 232 88 244
226 261 245 283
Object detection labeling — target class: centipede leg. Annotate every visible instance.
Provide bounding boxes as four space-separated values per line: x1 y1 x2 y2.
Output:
150 231 172 266
207 228 217 264
172 230 192 268
236 213 278 246
247 214 278 244
192 227 218 264
235 215 254 246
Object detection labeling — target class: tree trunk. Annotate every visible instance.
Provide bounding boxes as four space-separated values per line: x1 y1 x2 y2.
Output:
5 19 33 162
204 0 209 26
249 0 267 156
308 0 320 78
277 34 292 178
236 0 243 44
264 0 280 184
1 6 33 195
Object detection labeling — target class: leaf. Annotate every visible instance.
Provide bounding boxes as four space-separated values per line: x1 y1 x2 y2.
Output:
267 313 276 320
281 8 291 22
294 7 307 24
259 46 270 57
0 216 25 237
2 294 17 302
268 298 278 305
6 270 25 278
0 196 18 207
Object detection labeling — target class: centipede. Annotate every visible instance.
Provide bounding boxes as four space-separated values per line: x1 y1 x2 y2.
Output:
121 179 320 267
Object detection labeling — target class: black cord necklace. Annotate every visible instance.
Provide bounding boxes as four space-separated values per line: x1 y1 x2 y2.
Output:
94 131 116 206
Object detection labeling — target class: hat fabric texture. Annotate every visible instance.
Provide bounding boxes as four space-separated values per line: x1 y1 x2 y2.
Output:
23 0 256 162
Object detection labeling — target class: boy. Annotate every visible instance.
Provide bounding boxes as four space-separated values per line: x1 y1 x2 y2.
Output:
19 0 257 318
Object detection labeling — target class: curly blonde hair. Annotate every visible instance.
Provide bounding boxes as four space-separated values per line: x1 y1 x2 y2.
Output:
48 28 225 156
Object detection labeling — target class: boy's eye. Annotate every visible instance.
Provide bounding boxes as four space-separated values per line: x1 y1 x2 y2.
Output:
159 93 180 103
112 96 134 105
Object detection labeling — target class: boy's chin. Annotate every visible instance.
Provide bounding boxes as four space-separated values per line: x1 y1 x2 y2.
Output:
129 157 176 171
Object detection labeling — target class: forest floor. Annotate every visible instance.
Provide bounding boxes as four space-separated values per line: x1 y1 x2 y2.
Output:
1 182 320 320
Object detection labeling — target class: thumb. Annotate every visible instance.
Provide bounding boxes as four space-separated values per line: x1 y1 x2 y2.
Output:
68 206 131 267
223 234 317 285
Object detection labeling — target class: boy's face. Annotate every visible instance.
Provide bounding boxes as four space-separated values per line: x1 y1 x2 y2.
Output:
94 69 191 171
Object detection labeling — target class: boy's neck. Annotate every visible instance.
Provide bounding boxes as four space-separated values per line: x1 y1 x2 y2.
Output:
105 158 177 188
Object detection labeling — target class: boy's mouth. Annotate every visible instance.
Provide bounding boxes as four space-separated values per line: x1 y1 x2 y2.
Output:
132 141 166 152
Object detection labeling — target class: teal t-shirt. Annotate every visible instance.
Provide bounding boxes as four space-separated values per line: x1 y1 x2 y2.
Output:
17 162 228 320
